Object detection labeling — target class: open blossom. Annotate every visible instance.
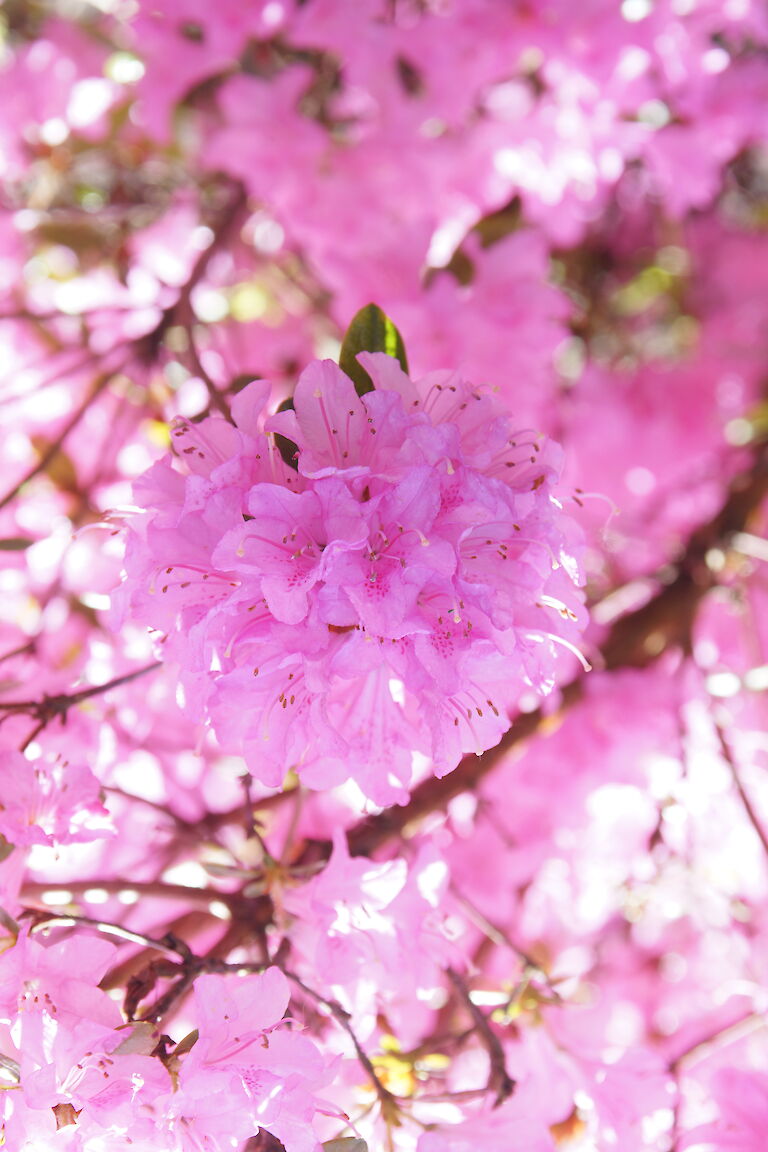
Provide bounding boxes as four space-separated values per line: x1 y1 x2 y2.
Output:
170 967 331 1152
116 352 584 803
0 750 112 848
282 830 460 1044
0 938 329 1152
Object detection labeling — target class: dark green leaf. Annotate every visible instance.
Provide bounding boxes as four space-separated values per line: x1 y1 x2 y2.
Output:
339 304 409 397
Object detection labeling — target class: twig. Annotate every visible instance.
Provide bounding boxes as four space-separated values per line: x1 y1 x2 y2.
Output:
284 969 401 1123
25 910 192 959
667 1011 766 1149
137 920 250 1024
0 179 247 509
670 1011 766 1074
0 364 126 512
21 878 240 910
185 326 233 420
141 179 248 360
451 886 560 997
713 718 768 860
1 661 161 726
446 967 515 1107
0 641 35 666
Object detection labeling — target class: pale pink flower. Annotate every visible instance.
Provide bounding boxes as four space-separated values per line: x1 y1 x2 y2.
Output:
0 751 112 848
283 830 460 1043
171 967 329 1152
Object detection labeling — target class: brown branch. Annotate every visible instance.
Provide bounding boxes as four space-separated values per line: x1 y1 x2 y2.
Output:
670 1011 766 1074
138 920 251 1024
1 662 161 733
0 640 35 665
446 967 515 1107
140 180 248 361
25 909 192 959
347 441 768 858
284 969 401 1124
451 886 560 997
184 326 233 420
667 1011 766 1150
0 363 125 512
347 682 581 857
713 718 768 860
21 878 240 910
0 180 247 511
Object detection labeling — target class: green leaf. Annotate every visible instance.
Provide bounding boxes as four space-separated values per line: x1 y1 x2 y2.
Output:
322 1140 368 1152
339 304 409 397
0 537 34 551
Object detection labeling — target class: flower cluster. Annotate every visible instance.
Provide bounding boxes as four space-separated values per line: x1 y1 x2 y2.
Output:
117 353 583 803
0 936 330 1152
3 0 768 1148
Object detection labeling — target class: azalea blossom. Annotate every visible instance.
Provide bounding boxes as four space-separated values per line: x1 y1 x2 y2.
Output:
117 353 584 803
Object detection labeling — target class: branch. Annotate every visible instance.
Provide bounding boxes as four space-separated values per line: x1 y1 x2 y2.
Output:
137 920 251 1024
26 909 192 960
284 969 401 1124
184 326 233 419
446 967 515 1107
139 179 248 362
21 878 240 910
451 886 560 997
1 661 161 731
713 717 768 860
0 180 248 510
667 1011 766 1150
0 363 126 512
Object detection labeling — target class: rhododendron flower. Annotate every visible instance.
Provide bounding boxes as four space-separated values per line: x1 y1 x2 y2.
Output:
171 967 331 1152
0 750 112 848
0 947 330 1152
282 830 460 1043
116 351 584 803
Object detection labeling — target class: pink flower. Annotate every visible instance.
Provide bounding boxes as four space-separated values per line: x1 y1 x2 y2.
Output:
171 967 330 1152
681 1067 768 1152
0 930 122 1092
0 751 112 848
117 354 584 802
282 830 460 1043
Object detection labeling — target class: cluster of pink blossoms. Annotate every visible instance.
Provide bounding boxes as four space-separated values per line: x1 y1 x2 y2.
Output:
117 351 583 803
4 0 768 1146
0 937 330 1152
